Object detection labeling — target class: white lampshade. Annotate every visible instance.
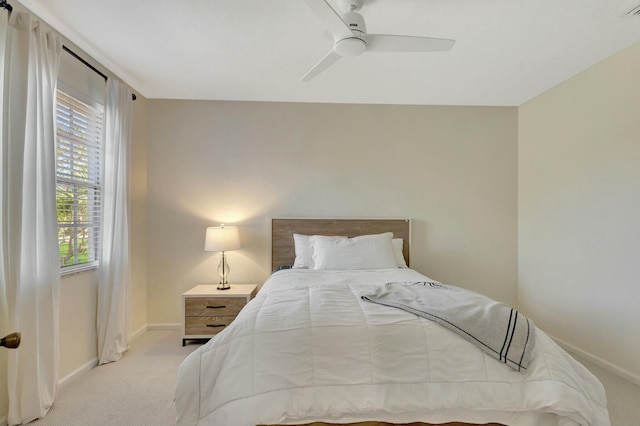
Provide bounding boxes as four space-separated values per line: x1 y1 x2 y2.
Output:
204 225 240 252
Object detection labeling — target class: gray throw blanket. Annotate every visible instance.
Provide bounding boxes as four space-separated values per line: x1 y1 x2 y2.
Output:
362 282 535 372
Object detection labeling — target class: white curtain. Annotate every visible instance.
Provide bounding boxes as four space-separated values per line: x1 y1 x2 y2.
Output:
97 79 132 365
0 3 9 337
1 12 62 425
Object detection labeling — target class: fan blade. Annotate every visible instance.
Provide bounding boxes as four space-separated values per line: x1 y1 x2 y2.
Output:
303 0 353 40
364 34 455 52
301 50 342 82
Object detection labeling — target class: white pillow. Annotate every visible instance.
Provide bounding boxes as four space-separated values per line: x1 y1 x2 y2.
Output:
292 234 346 268
311 232 398 270
392 238 408 268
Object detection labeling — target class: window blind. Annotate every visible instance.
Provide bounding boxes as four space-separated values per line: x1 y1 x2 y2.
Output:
56 89 104 271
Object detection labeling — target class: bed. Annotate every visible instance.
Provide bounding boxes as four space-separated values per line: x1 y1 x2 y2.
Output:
175 219 609 426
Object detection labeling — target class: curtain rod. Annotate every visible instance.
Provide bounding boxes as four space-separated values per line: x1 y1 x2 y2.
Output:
63 45 108 81
1 1 136 100
63 46 136 101
0 0 12 12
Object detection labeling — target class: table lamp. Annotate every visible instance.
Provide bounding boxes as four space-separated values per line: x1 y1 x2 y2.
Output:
204 224 240 290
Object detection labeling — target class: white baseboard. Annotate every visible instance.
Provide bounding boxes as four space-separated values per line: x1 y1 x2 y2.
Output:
58 357 99 390
552 335 640 386
57 324 150 391
130 324 147 341
147 323 181 330
0 324 176 426
130 323 181 338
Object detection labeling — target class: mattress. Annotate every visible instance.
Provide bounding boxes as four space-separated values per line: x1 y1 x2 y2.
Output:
175 268 609 426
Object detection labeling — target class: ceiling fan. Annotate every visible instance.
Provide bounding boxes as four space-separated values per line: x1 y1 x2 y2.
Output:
301 0 456 82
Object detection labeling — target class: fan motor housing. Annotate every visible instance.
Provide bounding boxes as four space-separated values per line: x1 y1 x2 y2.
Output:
334 37 366 57
341 12 366 34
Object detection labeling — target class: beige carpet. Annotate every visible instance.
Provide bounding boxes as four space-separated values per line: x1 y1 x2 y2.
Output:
30 330 640 426
31 330 199 426
568 352 640 426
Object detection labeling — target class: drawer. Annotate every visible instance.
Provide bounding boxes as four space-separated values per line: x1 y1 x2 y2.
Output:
184 316 236 335
185 297 247 316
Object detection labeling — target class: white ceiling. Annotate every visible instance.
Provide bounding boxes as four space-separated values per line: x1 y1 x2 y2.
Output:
19 0 640 106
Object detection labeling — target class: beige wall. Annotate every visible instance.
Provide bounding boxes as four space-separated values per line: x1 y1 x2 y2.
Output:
58 271 98 379
0 93 148 426
50 92 149 386
0 6 632 423
2 265 100 419
0 3 147 422
41 93 149 384
518 41 640 378
147 101 518 324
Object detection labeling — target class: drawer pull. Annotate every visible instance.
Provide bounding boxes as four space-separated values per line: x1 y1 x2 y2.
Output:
206 324 226 328
206 305 226 309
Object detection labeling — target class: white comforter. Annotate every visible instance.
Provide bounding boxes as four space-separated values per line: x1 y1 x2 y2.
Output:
175 269 609 426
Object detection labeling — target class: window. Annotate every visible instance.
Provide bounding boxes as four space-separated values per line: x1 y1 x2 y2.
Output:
55 89 104 273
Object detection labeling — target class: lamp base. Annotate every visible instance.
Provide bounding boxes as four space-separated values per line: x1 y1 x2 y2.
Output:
217 252 231 290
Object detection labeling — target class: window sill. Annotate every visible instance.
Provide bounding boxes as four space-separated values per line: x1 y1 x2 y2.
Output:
60 262 98 277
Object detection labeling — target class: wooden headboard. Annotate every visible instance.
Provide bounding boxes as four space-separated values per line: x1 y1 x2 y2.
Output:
272 218 411 271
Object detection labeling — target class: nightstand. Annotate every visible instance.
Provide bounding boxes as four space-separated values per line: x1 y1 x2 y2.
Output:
182 284 257 346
